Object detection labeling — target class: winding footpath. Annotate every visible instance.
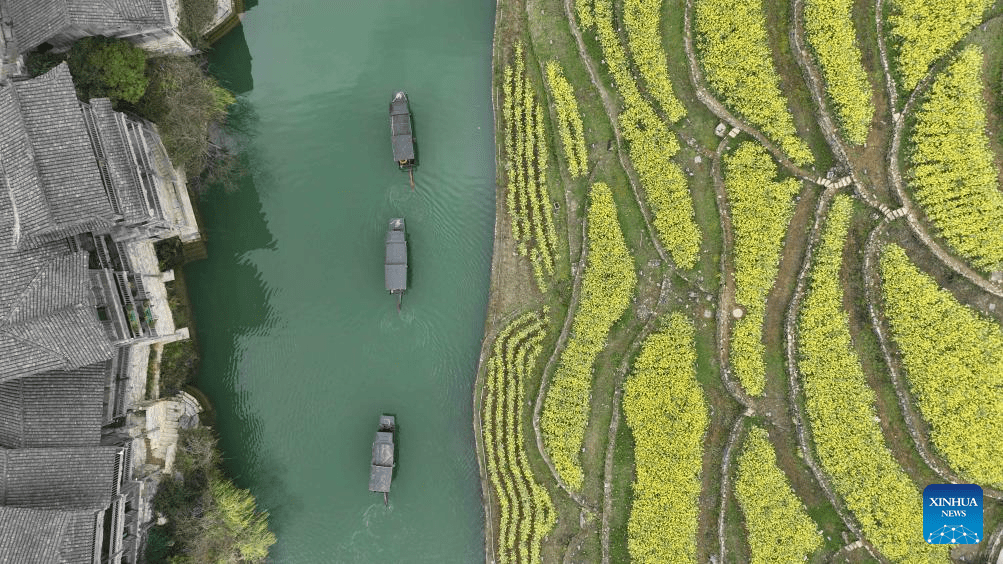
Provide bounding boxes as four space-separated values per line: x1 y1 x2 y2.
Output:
716 411 750 563
709 136 757 410
531 215 595 511
788 0 886 212
781 184 884 562
598 321 656 564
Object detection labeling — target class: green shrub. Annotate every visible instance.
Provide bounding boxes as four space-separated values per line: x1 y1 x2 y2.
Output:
139 56 235 175
159 340 198 397
66 37 148 104
153 427 275 563
144 525 172 563
25 50 65 77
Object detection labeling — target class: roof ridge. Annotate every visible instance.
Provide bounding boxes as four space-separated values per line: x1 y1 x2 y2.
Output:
0 258 48 327
0 251 88 327
0 304 92 368
16 379 25 449
92 0 161 23
1 448 7 505
3 80 56 244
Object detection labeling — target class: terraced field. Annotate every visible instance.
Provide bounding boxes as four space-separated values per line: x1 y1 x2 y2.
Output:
475 0 1003 561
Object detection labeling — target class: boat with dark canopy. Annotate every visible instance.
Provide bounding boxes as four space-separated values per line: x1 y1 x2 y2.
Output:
389 91 416 187
385 218 407 309
369 415 396 506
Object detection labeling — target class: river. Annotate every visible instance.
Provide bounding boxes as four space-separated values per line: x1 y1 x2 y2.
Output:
185 1 496 561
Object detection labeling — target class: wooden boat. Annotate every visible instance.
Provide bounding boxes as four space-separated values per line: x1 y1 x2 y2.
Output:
389 91 416 187
369 415 396 506
385 218 407 310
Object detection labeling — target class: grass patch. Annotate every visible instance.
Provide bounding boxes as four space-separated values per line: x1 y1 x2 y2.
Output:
160 340 199 397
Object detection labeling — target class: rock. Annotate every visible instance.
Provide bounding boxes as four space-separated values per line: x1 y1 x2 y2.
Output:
694 155 702 164
703 309 713 318
732 308 744 319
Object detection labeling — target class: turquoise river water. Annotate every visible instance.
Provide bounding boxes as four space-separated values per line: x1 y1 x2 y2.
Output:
185 1 496 561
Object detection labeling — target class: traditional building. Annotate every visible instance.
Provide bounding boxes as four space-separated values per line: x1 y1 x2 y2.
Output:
0 62 195 374
0 61 199 562
0 247 114 381
0 506 111 563
0 0 193 55
0 63 199 249
0 445 138 563
0 363 109 448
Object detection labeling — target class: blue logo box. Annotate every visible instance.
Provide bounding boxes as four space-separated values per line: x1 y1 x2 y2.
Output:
924 484 982 544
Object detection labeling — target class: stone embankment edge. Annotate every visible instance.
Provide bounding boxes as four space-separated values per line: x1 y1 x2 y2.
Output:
471 2 510 561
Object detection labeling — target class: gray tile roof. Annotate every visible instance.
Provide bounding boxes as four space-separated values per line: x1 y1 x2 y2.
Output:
0 506 68 563
89 98 147 221
0 506 100 564
0 363 108 448
13 64 111 225
0 64 126 246
6 0 170 51
68 0 168 30
60 510 102 563
0 446 120 510
2 0 71 52
0 249 114 382
0 86 55 242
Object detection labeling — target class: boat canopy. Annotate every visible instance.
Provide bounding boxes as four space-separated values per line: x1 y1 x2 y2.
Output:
390 94 415 163
369 419 395 494
385 219 407 293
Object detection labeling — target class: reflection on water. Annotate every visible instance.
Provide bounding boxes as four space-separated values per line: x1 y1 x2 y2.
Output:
188 1 494 561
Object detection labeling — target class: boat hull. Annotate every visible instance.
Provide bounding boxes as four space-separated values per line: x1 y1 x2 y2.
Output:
389 91 416 169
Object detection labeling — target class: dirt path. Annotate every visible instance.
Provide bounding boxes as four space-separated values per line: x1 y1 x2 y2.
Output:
598 321 655 564
710 136 757 410
561 0 672 269
789 0 887 212
532 216 595 510
716 410 750 562
562 523 595 564
782 184 886 563
862 221 1003 500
